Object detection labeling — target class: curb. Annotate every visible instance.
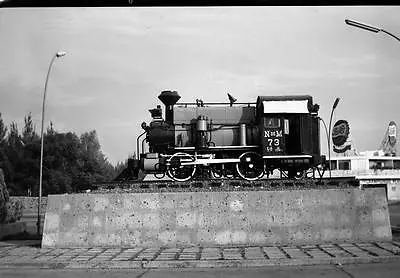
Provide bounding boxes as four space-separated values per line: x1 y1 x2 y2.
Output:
0 255 399 269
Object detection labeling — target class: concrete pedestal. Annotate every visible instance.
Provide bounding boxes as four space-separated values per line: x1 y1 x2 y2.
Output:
42 188 392 248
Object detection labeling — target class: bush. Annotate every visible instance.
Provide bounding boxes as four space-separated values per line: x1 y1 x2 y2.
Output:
0 201 6 223
3 198 23 223
0 168 10 223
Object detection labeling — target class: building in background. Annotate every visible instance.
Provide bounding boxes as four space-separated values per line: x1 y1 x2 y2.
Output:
329 121 400 201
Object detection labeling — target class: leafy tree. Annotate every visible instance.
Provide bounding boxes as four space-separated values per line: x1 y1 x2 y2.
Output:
77 130 116 190
0 113 7 144
46 121 55 136
7 122 21 148
0 114 12 189
22 113 39 144
0 113 119 196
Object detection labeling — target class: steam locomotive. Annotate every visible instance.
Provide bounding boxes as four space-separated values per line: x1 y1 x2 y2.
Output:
116 91 326 182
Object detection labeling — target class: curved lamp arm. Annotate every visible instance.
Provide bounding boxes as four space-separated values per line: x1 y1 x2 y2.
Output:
345 19 400 42
327 98 340 178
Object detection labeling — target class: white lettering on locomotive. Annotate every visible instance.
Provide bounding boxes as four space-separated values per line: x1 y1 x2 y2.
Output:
267 138 280 147
264 130 282 138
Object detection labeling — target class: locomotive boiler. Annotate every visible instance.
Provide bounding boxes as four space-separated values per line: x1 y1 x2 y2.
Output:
117 91 326 182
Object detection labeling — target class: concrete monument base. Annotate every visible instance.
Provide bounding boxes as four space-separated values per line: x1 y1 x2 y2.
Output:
42 188 392 248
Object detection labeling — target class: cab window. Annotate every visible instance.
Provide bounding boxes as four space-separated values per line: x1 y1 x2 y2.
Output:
264 118 280 128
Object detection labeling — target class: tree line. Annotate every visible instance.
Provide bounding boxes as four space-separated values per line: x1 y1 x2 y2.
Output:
0 112 127 196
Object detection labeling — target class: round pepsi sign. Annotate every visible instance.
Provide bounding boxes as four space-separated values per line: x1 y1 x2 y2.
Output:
332 120 350 147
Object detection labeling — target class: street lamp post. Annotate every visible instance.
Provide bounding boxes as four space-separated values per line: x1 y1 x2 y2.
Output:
328 98 340 178
37 51 66 236
345 19 400 42
318 117 330 172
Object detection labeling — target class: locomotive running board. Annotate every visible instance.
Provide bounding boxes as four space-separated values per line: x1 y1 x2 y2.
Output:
174 145 259 150
180 158 240 166
262 155 313 159
177 155 313 166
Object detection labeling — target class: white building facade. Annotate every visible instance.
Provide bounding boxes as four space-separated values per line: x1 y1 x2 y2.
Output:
328 154 400 201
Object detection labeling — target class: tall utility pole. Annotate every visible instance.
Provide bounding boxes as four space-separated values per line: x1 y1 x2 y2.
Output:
328 98 340 178
38 51 66 236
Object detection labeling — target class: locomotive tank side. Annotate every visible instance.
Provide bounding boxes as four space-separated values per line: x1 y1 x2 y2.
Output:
173 105 259 148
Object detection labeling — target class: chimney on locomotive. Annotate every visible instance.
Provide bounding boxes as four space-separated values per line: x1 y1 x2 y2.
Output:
158 90 181 124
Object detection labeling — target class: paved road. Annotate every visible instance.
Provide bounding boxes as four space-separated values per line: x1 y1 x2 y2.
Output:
1 240 399 269
0 261 400 278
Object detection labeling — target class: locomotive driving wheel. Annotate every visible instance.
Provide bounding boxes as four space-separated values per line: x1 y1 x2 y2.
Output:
167 152 197 182
236 152 264 181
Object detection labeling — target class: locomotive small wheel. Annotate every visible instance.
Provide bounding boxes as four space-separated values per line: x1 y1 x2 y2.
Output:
167 152 197 182
293 170 306 180
154 172 166 179
210 164 224 179
236 152 264 181
305 168 315 178
223 163 236 179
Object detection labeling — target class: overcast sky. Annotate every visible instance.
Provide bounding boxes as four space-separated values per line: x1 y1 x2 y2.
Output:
1 7 399 165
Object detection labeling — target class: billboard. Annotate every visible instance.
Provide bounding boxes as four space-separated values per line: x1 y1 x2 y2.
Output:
380 121 397 156
332 120 352 153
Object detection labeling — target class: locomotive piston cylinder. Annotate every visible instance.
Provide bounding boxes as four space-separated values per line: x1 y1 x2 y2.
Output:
142 153 164 172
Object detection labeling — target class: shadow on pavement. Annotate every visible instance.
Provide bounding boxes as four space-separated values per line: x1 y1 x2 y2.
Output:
1 231 41 247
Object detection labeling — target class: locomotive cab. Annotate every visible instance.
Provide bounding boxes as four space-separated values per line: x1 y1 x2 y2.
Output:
256 96 322 177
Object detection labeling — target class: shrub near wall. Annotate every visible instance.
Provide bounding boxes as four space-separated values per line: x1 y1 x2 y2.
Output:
1 169 23 224
4 199 23 223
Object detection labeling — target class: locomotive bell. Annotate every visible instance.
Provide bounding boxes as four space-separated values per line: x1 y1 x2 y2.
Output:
149 105 162 120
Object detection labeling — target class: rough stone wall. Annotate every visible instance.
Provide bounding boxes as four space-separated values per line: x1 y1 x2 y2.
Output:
0 169 9 223
9 197 48 211
42 188 392 248
4 200 23 223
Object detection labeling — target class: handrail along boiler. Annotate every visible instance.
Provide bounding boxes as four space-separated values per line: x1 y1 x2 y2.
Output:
117 91 326 182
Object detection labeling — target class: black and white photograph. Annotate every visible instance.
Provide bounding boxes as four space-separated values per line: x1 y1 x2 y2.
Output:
0 5 399 277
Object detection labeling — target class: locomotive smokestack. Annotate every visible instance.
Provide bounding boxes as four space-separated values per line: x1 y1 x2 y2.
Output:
158 91 181 124
158 90 181 106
